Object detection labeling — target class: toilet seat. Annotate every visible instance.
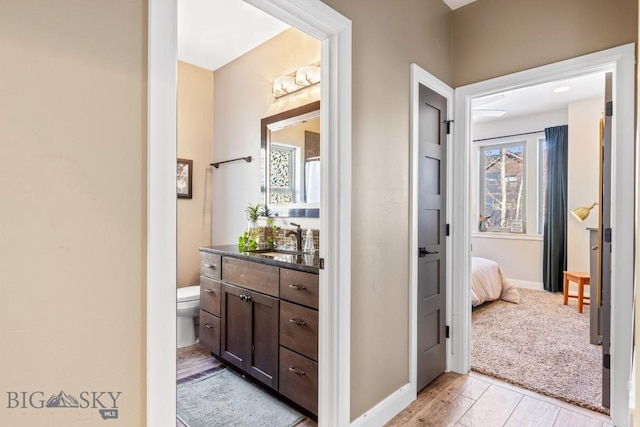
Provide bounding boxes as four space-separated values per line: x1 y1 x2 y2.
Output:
177 285 200 303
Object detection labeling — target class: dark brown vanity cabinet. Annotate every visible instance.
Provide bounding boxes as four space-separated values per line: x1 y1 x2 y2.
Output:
221 282 279 390
278 269 319 416
199 248 319 416
198 253 221 356
220 257 280 390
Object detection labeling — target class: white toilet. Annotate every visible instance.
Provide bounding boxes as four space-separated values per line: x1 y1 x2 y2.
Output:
177 285 200 348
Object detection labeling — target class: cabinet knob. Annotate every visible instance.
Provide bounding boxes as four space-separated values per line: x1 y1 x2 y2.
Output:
288 284 306 291
288 318 307 327
204 263 216 269
288 366 306 376
591 245 599 250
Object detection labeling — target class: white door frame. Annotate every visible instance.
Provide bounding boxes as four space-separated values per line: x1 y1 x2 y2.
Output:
409 63 455 395
451 43 635 427
147 1 352 426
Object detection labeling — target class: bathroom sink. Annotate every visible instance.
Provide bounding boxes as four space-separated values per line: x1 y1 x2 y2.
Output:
251 249 305 258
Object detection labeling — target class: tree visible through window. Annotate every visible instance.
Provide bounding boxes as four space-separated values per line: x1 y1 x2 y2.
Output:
480 142 526 230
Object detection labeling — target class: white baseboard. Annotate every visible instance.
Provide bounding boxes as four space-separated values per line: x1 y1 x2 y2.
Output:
350 382 414 427
510 279 543 291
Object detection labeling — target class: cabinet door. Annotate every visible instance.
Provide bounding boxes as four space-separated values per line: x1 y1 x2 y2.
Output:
221 283 250 371
199 310 220 356
249 291 279 390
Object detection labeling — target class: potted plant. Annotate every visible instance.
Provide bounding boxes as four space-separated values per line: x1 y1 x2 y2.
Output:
240 203 264 251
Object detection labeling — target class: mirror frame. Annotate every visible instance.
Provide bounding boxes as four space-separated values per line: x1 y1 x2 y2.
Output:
261 100 321 218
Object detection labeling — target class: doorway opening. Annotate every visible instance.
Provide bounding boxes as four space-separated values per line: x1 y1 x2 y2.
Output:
468 70 609 414
451 43 635 427
147 1 352 425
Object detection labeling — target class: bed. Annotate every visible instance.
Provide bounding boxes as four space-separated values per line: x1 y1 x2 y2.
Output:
471 257 520 307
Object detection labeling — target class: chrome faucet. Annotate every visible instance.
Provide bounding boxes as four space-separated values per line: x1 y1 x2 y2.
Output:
286 222 302 251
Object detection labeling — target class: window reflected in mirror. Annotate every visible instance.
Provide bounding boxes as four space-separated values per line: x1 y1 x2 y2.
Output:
261 101 320 218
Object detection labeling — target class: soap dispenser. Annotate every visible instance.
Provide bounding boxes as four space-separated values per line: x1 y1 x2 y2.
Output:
303 229 315 253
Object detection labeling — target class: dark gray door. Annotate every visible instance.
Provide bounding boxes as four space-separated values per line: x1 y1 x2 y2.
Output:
600 72 612 408
417 83 447 391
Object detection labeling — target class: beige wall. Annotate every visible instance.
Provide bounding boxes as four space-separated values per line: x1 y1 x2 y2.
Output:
567 97 602 273
3 0 638 425
320 0 452 420
177 61 214 288
452 0 638 86
0 1 146 426
212 28 321 243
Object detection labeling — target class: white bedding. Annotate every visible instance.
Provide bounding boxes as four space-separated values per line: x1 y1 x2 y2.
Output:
471 257 520 307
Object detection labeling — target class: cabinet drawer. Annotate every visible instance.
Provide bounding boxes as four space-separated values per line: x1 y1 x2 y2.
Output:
200 252 221 280
200 277 221 317
199 310 220 356
280 269 319 309
222 257 279 297
279 346 318 416
279 301 318 360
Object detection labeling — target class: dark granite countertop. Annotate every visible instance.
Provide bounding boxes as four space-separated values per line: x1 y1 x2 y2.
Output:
199 245 320 274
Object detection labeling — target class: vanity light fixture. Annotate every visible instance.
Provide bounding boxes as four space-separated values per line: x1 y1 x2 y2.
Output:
273 64 321 99
273 75 297 97
295 65 321 86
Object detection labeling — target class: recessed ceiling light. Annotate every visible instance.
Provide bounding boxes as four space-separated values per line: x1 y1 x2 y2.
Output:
553 86 571 93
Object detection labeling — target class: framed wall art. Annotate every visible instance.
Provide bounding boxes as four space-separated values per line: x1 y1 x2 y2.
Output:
177 158 193 199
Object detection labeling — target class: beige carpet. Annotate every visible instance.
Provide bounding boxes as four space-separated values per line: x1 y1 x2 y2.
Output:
471 288 608 414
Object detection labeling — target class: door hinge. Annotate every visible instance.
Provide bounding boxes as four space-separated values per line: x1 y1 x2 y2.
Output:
603 353 610 369
319 258 325 270
445 120 454 135
445 223 450 236
605 101 613 117
604 228 612 243
446 325 450 339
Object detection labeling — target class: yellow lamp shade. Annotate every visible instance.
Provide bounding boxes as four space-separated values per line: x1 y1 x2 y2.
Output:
570 202 598 222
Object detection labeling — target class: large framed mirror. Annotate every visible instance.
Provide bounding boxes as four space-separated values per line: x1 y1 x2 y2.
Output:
261 101 320 218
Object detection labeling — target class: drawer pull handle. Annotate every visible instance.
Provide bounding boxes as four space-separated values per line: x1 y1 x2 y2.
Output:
288 366 306 376
204 288 215 294
204 264 216 269
288 284 306 291
240 294 252 302
289 318 307 327
204 323 214 330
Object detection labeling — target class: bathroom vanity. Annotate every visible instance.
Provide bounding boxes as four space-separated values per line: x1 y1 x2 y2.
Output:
198 245 320 416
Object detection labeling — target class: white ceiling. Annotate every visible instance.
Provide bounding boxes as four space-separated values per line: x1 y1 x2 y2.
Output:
178 0 289 71
178 0 477 72
443 0 478 10
179 0 603 123
472 72 606 123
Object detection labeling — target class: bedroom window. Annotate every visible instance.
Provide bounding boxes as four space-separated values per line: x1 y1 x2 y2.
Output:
479 142 526 231
537 137 548 233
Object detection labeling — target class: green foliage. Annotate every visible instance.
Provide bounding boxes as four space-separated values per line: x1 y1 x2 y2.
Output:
238 232 258 252
245 203 265 222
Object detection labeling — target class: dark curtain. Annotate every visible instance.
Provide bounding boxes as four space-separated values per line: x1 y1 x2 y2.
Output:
543 125 568 292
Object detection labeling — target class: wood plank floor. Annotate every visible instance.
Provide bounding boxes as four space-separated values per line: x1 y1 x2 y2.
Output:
386 371 613 427
178 344 611 426
177 343 316 427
